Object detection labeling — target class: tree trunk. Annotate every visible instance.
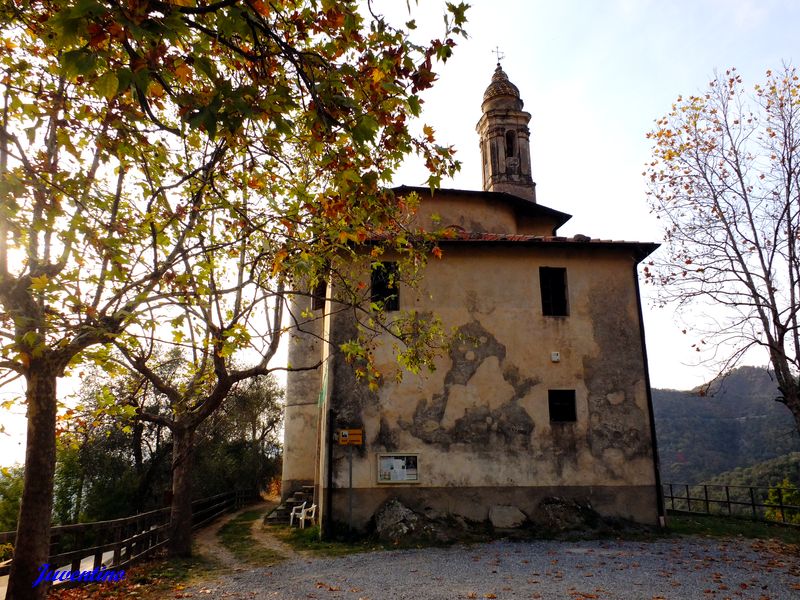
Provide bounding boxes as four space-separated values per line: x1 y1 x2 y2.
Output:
168 426 195 557
251 421 259 492
771 353 800 437
784 386 800 437
133 420 144 473
74 470 84 524
7 368 58 600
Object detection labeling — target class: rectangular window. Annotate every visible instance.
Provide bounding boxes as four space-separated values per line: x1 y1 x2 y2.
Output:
548 389 577 422
311 279 326 311
540 267 568 316
371 262 399 311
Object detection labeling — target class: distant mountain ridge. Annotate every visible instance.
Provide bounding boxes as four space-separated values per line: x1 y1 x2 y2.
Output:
652 366 800 484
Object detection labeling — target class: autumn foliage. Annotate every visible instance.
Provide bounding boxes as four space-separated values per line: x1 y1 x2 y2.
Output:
0 1 468 597
646 65 800 436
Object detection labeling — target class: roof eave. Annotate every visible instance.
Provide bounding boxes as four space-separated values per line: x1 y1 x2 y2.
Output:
391 185 572 231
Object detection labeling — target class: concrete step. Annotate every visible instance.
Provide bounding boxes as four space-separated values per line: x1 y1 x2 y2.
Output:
264 486 315 526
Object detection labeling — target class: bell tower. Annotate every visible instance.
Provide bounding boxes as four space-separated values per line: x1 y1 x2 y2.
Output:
476 62 536 202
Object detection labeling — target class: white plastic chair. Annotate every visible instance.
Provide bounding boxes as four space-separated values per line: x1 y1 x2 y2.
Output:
300 504 317 529
289 501 306 527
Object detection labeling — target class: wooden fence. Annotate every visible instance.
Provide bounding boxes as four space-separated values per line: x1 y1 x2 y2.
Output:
0 488 256 578
663 483 800 525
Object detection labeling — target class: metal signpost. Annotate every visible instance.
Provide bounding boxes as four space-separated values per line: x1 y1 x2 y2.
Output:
337 429 363 533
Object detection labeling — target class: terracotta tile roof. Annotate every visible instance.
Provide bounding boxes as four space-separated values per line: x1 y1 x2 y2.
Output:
439 231 660 262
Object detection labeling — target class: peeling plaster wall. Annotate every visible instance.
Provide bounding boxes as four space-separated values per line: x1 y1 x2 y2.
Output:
410 192 557 236
325 244 658 526
412 193 517 233
281 294 323 497
515 213 562 235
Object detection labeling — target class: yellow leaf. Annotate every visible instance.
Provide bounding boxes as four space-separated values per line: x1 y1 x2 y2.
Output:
149 81 165 98
271 249 288 277
94 71 118 100
371 68 385 84
29 274 48 291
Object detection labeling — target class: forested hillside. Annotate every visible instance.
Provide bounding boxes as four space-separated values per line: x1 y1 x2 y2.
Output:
653 366 800 484
702 453 800 488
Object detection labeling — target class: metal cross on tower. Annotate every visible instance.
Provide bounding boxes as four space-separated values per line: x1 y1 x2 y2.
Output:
493 46 505 66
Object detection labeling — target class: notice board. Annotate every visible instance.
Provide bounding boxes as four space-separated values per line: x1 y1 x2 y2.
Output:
377 453 419 483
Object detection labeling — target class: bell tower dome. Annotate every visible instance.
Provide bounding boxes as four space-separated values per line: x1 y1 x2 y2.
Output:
476 62 536 202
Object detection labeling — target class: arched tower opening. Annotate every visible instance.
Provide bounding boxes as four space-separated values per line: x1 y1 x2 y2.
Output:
475 62 536 202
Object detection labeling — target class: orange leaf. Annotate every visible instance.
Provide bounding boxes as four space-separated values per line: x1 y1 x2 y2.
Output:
174 63 193 84
252 0 270 16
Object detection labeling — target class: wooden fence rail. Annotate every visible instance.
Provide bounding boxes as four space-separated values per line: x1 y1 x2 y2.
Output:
663 482 800 526
0 488 256 577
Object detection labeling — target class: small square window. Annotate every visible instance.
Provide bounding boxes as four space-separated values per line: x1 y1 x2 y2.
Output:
540 267 568 316
370 262 399 311
548 389 577 422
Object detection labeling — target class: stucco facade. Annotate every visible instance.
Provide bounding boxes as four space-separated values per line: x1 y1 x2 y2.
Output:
281 64 661 533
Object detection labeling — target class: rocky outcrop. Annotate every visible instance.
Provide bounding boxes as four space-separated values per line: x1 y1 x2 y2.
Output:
529 497 599 533
488 505 527 529
374 499 422 541
372 499 474 544
371 497 637 545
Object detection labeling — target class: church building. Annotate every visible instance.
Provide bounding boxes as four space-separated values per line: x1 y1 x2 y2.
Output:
281 63 663 533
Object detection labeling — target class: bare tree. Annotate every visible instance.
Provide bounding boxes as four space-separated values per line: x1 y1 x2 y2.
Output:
646 65 800 432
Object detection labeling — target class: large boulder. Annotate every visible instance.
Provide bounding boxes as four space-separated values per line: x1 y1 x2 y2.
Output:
374 499 421 542
530 497 599 533
488 505 527 529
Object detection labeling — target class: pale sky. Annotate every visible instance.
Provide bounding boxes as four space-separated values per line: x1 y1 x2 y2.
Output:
1 0 798 465
387 0 799 390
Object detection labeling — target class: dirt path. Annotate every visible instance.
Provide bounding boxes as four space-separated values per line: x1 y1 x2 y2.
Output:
193 498 302 569
193 505 252 569
248 509 302 561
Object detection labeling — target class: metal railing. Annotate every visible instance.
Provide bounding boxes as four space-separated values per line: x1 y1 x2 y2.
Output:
0 488 256 577
663 482 800 526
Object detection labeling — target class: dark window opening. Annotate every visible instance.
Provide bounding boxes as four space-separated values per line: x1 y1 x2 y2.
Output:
548 390 577 422
540 267 568 316
505 130 516 158
371 262 399 311
311 279 327 311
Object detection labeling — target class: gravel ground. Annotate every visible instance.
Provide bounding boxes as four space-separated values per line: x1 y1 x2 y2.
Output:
183 537 800 600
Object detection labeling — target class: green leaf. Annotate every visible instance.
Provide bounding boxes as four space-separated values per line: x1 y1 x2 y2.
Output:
407 95 421 117
353 114 379 143
73 0 105 17
61 50 97 78
116 68 133 93
94 72 118 99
